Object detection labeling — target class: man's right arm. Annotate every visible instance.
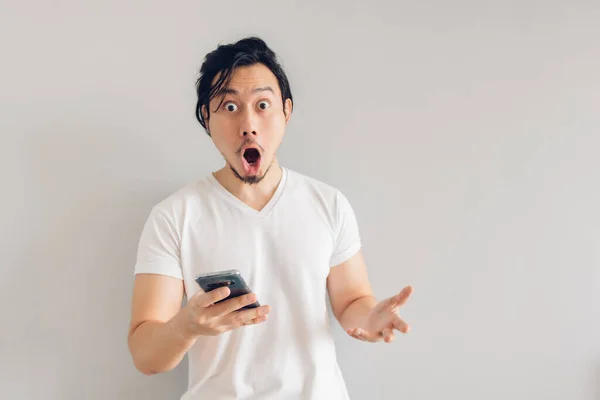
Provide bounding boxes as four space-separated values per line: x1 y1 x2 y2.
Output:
127 273 193 375
127 273 270 375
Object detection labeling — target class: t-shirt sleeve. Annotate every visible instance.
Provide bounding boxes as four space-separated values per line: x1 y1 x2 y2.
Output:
133 206 183 280
330 191 362 267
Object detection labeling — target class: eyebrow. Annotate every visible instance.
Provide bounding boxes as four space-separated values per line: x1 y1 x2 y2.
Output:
220 86 275 95
253 86 274 94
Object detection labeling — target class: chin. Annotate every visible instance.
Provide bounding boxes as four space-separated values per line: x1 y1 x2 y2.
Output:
230 163 271 185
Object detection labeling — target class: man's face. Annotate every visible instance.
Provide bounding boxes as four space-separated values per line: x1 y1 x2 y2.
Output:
204 63 292 184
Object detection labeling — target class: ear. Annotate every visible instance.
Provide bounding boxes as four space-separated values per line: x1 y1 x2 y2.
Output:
201 105 210 133
284 99 293 124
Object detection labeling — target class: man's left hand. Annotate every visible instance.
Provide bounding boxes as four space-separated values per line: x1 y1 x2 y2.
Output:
346 286 414 343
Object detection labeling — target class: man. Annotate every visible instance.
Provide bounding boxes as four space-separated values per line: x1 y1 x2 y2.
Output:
127 36 413 399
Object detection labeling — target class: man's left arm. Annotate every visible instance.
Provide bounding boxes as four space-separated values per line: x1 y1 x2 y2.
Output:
327 250 413 343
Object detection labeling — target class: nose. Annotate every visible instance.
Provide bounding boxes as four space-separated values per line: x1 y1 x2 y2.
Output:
240 109 258 137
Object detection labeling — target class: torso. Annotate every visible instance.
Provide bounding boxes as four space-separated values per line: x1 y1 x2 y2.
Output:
151 168 356 400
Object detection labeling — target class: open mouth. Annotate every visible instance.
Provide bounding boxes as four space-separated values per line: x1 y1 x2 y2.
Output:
243 148 261 165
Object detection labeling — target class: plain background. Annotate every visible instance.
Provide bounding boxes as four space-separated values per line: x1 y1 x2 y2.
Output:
1 1 599 399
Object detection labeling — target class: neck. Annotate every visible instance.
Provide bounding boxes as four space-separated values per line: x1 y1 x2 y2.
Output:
213 158 283 211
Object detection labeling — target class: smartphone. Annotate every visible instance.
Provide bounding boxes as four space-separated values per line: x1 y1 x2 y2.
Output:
194 269 260 310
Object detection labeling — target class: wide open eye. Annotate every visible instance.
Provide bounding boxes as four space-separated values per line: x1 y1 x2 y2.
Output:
224 102 238 112
258 101 270 110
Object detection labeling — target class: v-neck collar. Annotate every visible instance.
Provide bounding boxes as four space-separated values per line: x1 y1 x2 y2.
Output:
208 167 288 217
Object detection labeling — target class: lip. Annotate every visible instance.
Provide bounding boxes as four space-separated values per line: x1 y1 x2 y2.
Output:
240 145 262 175
240 144 261 155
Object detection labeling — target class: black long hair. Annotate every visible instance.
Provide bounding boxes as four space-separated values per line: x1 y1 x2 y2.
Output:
195 37 294 136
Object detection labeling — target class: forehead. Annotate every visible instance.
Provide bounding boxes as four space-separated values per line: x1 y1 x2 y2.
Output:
213 63 281 95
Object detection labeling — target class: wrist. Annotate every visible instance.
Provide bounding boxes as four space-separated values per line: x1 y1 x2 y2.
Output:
169 309 198 342
340 295 377 329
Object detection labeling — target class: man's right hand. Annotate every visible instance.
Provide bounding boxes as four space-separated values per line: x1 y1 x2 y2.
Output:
173 287 271 339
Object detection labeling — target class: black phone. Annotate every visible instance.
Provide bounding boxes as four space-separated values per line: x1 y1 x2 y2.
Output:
194 269 260 310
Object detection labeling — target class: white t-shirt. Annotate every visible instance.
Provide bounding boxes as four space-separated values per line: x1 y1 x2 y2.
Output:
134 167 362 400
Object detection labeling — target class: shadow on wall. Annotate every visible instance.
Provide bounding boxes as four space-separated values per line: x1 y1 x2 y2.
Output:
596 363 600 400
14 113 188 399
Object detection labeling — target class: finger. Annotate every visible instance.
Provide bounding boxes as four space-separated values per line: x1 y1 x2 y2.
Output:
392 315 410 333
229 304 271 327
347 328 380 342
381 328 395 343
347 328 366 341
194 286 231 308
209 293 259 317
349 332 365 341
244 313 269 326
389 286 414 309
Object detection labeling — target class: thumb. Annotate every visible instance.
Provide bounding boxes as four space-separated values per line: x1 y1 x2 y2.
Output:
388 286 413 309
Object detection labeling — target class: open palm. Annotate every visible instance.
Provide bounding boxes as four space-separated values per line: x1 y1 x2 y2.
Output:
347 286 413 343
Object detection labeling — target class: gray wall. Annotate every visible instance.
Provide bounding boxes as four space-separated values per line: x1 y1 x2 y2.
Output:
2 1 599 399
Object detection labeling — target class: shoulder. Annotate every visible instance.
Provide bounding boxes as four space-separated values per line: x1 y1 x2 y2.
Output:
144 176 215 226
286 167 339 195
284 168 353 213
